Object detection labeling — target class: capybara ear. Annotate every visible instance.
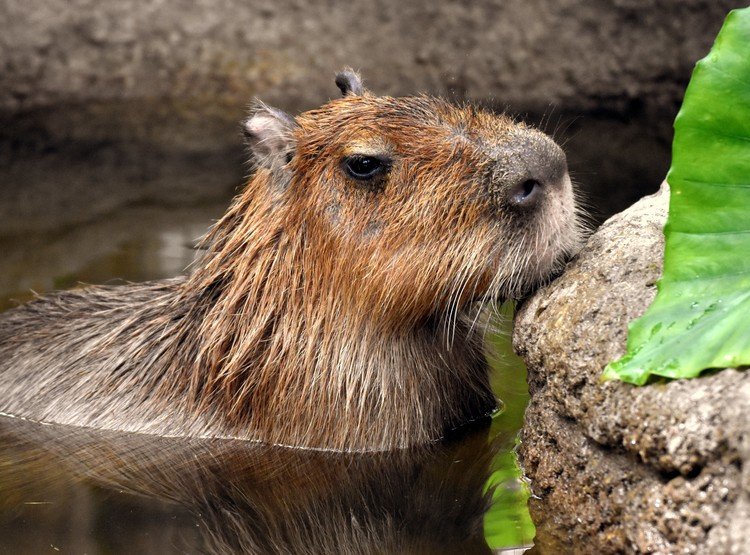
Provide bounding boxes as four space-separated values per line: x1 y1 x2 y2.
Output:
243 103 298 169
335 68 366 96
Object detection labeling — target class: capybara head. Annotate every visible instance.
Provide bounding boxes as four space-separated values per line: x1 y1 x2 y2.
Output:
242 70 580 330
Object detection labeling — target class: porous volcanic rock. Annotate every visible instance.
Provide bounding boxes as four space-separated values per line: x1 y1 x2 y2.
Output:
514 184 750 554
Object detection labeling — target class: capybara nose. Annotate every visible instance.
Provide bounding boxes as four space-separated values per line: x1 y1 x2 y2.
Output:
495 131 569 209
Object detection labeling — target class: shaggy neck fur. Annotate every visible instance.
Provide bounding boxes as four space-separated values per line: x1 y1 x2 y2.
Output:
163 170 497 451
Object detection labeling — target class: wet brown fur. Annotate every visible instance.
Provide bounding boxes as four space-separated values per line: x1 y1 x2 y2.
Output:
0 76 581 451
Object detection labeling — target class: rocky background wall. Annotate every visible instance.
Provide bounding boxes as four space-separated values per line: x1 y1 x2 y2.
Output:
0 0 738 235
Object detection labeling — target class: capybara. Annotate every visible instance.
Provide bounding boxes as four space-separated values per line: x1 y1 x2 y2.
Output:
0 70 581 451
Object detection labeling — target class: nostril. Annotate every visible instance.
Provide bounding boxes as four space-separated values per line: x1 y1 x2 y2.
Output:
510 179 541 207
521 179 538 198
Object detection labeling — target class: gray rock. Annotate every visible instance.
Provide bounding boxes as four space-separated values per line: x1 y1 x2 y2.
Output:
0 0 736 114
514 184 750 554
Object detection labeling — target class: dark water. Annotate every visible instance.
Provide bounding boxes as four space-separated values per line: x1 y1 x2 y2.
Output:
0 415 517 554
0 198 534 553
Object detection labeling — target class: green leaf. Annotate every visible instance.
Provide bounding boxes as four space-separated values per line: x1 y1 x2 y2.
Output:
604 8 750 385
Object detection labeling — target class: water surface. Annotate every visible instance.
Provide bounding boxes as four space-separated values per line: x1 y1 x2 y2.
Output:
0 197 534 553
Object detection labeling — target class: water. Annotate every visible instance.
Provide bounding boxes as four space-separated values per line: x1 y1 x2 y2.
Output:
0 195 534 554
0 415 513 554
0 203 225 311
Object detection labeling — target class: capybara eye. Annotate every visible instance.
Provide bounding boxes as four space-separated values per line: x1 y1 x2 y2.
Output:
342 156 389 181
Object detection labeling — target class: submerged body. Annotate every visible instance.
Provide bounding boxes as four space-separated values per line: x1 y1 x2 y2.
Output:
0 71 581 451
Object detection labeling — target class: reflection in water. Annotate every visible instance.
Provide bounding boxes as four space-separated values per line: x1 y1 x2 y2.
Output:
0 416 501 554
0 190 534 552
